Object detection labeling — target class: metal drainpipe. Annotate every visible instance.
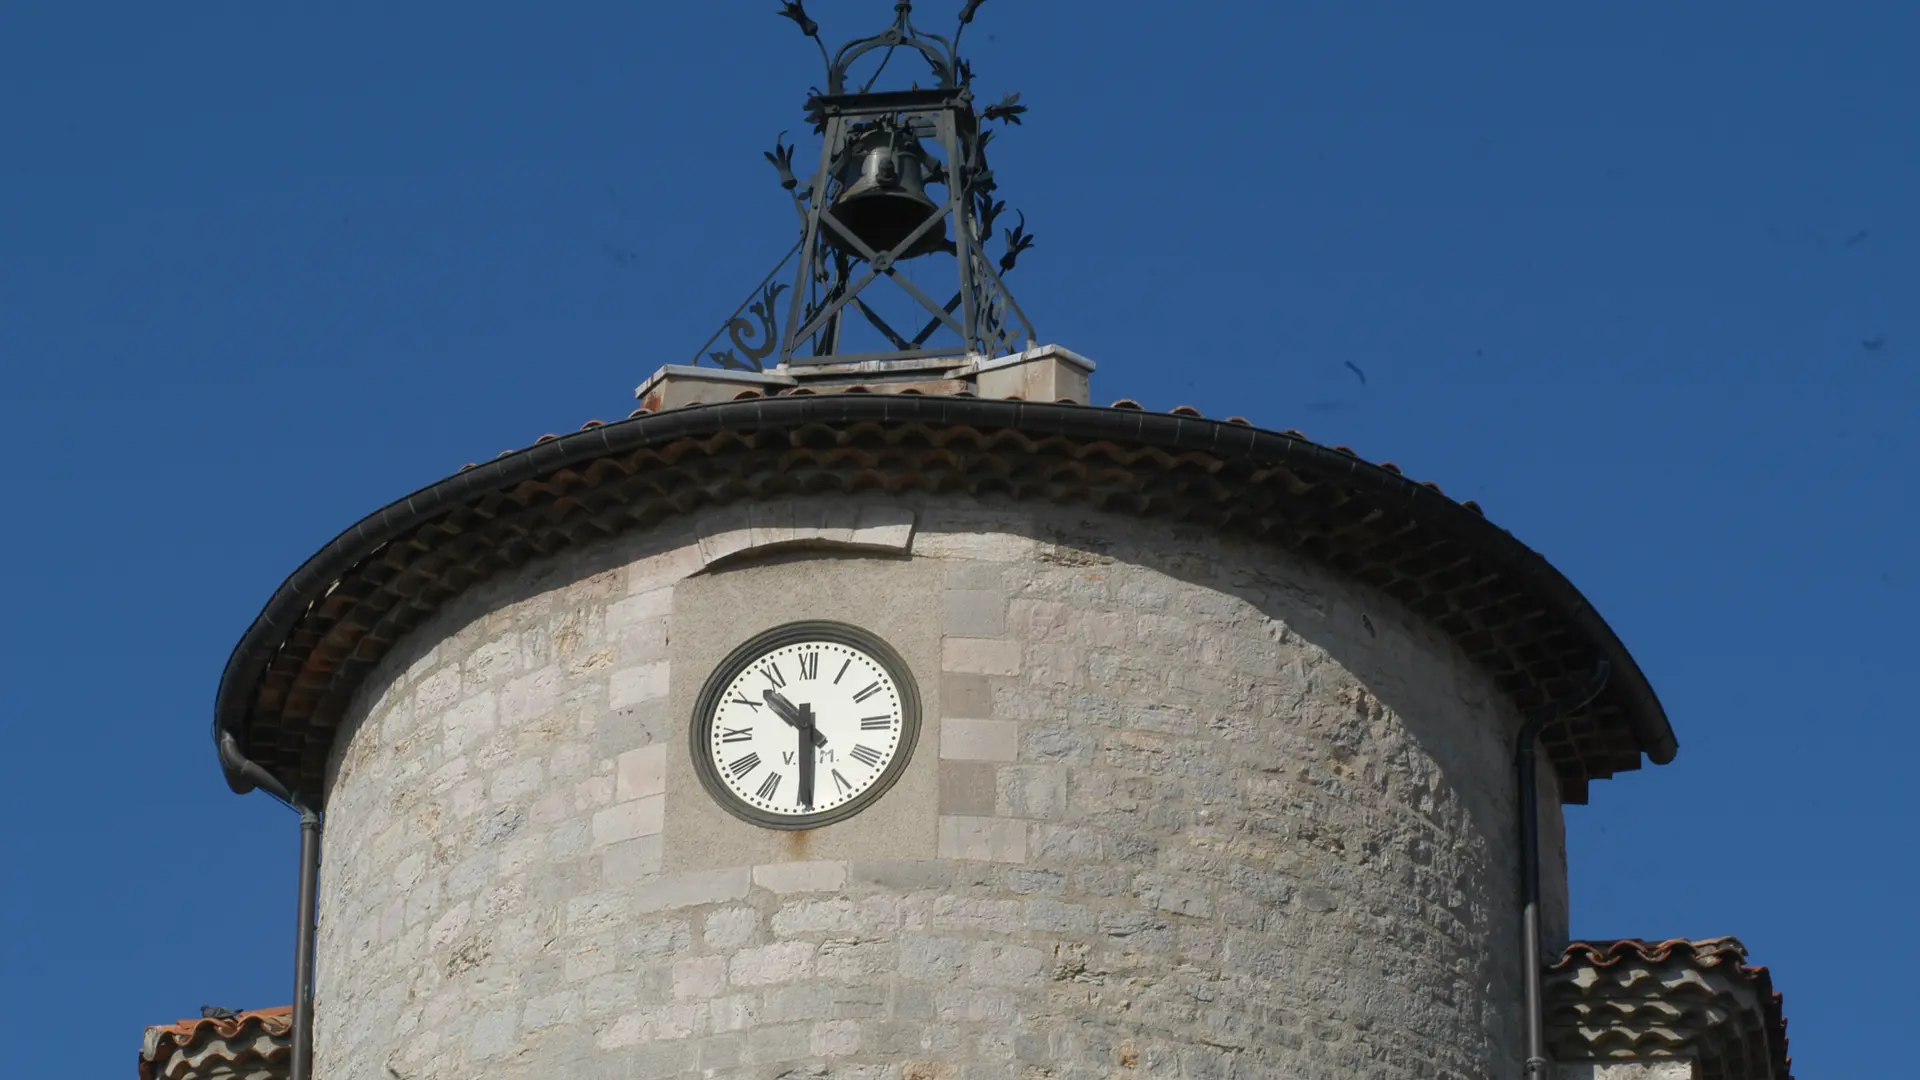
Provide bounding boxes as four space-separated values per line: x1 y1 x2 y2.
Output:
218 731 321 1080
1515 659 1610 1080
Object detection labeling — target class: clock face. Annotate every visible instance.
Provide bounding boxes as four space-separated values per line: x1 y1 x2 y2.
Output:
690 622 921 829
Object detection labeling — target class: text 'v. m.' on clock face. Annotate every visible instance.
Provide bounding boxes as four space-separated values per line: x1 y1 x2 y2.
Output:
690 621 922 829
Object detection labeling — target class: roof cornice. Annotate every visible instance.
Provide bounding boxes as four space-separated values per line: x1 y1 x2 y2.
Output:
214 394 1677 803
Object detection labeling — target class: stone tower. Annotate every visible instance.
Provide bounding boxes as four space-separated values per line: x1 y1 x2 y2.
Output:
212 346 1687 1080
202 7 1784 1080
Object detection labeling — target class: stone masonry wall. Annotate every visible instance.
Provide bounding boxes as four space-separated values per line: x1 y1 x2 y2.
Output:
316 495 1568 1080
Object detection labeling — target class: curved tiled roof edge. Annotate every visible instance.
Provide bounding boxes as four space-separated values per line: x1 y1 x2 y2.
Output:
140 1007 292 1080
212 394 1677 804
1550 937 1791 1079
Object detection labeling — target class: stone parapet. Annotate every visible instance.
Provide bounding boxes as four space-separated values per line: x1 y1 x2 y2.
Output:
633 344 1095 411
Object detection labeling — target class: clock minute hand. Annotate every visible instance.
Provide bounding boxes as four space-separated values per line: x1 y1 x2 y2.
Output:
797 703 817 809
763 689 828 747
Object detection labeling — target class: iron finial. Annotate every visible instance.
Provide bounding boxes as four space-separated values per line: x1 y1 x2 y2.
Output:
763 131 799 191
982 92 1026 125
776 1 818 38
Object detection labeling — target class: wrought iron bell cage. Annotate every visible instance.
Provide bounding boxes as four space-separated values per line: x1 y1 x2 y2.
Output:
692 1 1038 372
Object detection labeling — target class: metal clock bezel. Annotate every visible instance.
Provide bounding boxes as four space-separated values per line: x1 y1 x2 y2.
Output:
689 620 922 831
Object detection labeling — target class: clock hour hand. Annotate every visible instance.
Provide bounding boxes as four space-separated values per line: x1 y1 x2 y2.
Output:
763 689 828 747
797 703 817 808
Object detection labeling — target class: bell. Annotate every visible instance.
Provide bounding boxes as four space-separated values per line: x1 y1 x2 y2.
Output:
825 126 951 260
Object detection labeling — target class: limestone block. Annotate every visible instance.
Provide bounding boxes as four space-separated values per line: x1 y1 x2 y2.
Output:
941 672 994 719
943 589 1008 638
632 363 795 413
601 835 664 883
940 718 1019 762
615 745 666 802
939 761 997 816
704 907 760 949
672 955 728 1000
728 941 817 986
608 661 669 708
942 637 1022 675
591 795 664 846
937 815 1028 863
751 860 849 894
631 868 752 913
973 345 1095 404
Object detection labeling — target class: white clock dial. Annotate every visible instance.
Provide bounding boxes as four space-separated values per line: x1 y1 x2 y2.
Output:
694 626 917 826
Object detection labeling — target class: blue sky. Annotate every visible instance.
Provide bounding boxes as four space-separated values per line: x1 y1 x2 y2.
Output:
1 2 1913 1074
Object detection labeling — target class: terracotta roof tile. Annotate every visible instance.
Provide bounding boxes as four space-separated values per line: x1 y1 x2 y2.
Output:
1548 938 1790 1080
140 1007 291 1080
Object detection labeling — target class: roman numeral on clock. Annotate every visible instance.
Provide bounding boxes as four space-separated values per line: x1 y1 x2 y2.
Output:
852 682 882 703
831 769 852 794
727 753 761 779
756 773 781 800
727 693 763 710
760 663 786 689
719 727 754 743
799 651 819 679
834 658 850 684
848 744 883 767
859 715 892 730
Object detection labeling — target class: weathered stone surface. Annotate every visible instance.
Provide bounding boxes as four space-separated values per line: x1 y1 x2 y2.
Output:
316 495 1565 1080
935 815 1028 863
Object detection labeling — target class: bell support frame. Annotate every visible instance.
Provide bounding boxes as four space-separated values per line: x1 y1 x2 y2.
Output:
778 88 1031 367
689 2 1037 373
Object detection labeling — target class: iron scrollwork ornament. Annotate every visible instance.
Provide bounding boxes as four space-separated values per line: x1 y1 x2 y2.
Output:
708 279 789 372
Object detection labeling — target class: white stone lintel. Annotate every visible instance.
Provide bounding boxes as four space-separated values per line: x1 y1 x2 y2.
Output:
695 501 915 568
